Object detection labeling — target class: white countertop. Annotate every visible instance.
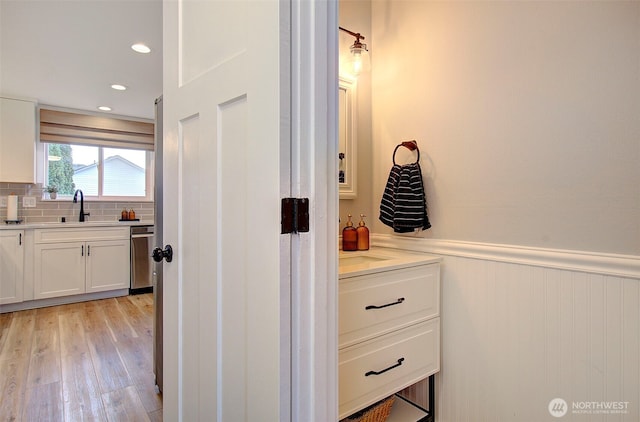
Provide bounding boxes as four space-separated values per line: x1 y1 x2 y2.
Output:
339 247 440 278
0 220 154 230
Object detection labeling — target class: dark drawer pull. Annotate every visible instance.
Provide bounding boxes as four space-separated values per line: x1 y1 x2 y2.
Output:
365 357 405 377
365 297 405 310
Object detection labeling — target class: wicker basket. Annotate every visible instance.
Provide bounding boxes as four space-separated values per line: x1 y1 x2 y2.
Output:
341 395 395 422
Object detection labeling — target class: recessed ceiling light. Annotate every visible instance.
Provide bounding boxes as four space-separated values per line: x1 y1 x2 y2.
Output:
111 84 127 91
131 43 151 54
98 106 112 111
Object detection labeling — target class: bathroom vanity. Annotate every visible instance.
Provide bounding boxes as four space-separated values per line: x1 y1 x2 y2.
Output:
339 248 441 421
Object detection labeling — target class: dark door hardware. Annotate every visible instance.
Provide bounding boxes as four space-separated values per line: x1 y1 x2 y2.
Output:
365 357 405 377
152 245 173 263
365 297 405 310
281 198 310 234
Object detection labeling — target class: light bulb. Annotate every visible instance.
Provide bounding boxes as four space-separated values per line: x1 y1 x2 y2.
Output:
352 52 363 76
349 43 369 77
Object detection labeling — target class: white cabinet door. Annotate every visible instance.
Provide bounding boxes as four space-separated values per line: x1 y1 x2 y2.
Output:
0 230 24 305
85 239 130 293
34 241 85 299
0 97 36 183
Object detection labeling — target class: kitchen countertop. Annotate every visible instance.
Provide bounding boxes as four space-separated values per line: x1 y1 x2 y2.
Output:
339 247 440 278
0 220 154 230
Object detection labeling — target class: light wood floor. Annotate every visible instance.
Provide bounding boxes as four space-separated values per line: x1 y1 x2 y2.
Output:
0 294 162 421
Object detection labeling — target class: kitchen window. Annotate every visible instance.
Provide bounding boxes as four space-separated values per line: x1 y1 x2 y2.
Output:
40 108 154 201
44 143 153 200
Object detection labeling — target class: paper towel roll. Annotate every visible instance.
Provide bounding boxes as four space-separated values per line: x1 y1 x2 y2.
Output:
7 194 18 221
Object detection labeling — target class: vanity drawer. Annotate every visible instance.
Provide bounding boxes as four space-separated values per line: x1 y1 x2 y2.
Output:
338 318 440 419
339 264 439 348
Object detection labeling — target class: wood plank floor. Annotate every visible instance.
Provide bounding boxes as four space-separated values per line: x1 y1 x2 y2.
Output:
0 294 162 421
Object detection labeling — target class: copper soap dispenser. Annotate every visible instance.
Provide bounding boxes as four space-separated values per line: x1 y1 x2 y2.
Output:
342 214 358 251
356 213 370 250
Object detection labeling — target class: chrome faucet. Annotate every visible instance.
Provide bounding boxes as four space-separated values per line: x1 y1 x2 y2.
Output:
73 189 90 222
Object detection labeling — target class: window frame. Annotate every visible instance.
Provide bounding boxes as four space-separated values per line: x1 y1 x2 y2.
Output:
41 142 154 202
37 106 155 202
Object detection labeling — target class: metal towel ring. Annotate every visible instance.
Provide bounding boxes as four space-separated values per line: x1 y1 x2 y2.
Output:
392 140 420 165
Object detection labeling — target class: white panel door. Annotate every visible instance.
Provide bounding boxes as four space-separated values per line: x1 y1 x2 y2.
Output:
163 1 286 420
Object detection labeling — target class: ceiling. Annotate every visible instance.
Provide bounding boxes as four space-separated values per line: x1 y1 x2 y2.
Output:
0 0 162 120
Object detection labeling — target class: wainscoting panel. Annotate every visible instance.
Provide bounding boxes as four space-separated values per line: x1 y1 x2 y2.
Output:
374 236 640 421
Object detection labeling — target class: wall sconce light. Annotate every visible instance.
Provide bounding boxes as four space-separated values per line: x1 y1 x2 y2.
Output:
339 26 370 76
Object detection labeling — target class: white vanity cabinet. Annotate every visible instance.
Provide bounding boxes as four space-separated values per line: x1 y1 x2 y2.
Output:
0 97 36 183
0 230 25 304
339 250 441 421
34 227 129 299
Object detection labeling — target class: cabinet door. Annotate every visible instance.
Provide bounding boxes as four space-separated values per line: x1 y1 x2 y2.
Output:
0 230 24 304
86 239 130 293
34 241 85 299
0 97 36 183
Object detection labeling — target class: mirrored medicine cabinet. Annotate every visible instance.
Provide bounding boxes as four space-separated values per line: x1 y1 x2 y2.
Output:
339 75 357 199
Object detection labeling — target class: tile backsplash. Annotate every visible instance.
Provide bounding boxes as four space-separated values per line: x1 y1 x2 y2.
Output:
0 182 154 224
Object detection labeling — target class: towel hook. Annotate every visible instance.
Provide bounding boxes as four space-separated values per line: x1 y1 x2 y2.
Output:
393 140 420 165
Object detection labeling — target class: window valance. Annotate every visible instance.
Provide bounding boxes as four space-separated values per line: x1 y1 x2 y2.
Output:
40 108 154 151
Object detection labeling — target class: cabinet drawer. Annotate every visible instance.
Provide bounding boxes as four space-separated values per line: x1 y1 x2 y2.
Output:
338 318 440 419
339 264 439 348
35 227 129 243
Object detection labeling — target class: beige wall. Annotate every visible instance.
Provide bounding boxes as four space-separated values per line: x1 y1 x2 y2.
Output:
338 0 374 232
370 0 640 255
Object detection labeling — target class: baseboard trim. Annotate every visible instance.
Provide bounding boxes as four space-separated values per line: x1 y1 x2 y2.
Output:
0 288 130 313
371 234 640 279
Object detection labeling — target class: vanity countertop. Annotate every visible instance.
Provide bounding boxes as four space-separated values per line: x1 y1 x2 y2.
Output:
339 247 440 278
0 220 154 230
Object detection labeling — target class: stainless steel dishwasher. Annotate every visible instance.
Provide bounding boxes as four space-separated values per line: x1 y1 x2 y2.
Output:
130 225 154 294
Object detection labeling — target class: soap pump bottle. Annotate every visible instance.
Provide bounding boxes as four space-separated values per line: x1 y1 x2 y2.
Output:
342 214 358 251
356 213 370 251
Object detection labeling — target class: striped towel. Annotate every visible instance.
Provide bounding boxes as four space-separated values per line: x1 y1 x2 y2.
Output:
379 162 431 233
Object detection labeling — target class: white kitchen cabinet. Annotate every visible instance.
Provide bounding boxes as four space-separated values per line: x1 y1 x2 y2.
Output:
34 241 85 298
0 97 36 183
338 250 441 421
34 227 129 299
85 239 130 292
0 230 25 304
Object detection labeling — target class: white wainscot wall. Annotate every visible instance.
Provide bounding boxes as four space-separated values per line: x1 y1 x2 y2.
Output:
374 235 640 422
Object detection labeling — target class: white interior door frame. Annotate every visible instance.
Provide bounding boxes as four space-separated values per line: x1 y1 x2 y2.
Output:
289 1 339 421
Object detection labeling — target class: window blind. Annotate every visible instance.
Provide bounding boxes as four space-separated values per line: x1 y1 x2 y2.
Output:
40 108 154 151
